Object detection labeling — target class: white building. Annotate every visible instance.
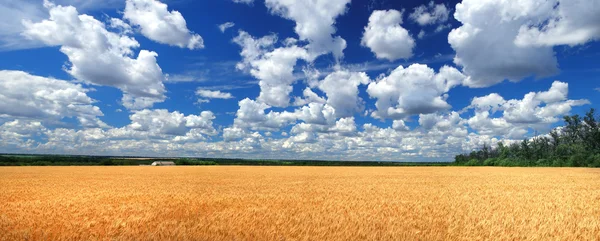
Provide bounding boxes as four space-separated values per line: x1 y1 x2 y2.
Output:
151 161 176 166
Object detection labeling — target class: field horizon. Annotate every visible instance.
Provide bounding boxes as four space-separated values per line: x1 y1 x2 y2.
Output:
2 166 599 240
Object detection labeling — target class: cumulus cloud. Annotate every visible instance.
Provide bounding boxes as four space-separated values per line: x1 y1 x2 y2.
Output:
418 111 464 133
409 1 450 26
1 120 45 137
232 98 297 131
317 70 370 118
468 93 505 113
22 1 166 110
292 88 326 106
293 103 336 126
367 64 465 120
361 9 415 61
0 70 106 128
223 126 246 142
253 46 309 107
449 0 555 87
218 22 235 33
466 81 589 137
265 0 350 59
392 120 410 131
0 120 46 151
233 31 278 71
5 111 504 162
0 0 125 50
514 0 600 47
448 0 600 88
233 1 361 111
128 109 216 136
466 111 516 138
234 31 309 107
503 82 589 124
124 0 204 49
7 90 579 161
108 18 133 34
6 108 219 155
231 96 339 133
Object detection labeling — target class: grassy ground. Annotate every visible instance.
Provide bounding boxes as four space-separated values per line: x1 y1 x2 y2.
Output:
1 166 599 240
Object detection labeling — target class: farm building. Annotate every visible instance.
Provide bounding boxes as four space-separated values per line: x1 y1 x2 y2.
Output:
151 161 176 166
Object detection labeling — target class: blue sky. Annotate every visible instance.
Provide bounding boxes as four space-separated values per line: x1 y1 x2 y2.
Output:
0 0 598 161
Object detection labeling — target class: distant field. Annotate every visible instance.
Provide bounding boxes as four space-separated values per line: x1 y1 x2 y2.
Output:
1 167 599 240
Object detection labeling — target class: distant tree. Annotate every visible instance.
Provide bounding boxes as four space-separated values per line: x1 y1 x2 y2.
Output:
454 108 600 168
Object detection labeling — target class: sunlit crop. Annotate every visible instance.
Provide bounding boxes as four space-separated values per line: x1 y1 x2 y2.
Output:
1 166 599 240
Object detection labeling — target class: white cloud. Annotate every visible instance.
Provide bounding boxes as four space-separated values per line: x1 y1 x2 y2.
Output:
449 0 564 88
233 31 277 72
235 98 270 124
284 116 358 147
233 98 297 131
466 110 516 137
6 114 490 161
7 93 581 161
1 120 45 138
124 0 204 49
253 46 309 107
128 109 216 136
234 31 309 107
22 1 166 110
292 88 326 106
0 0 124 51
469 93 505 113
502 81 589 124
514 0 600 47
3 80 586 162
330 117 358 135
265 0 350 59
283 37 298 46
232 97 337 132
196 89 234 100
232 0 253 5
0 70 106 128
317 70 370 118
0 2 45 50
362 9 415 61
535 81 568 103
218 22 235 33
196 89 234 99
0 120 46 150
11 108 219 154
293 103 336 126
392 120 410 131
466 81 589 137
409 1 450 26
223 126 246 141
418 111 464 133
367 64 465 120
108 18 132 35
164 72 205 83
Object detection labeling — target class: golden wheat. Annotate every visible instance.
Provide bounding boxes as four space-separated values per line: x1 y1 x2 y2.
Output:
1 166 599 240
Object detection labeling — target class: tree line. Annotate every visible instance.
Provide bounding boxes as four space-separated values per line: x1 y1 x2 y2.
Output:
454 108 600 167
0 155 450 166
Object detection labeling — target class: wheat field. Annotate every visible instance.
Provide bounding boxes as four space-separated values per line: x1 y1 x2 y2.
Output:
1 166 599 240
